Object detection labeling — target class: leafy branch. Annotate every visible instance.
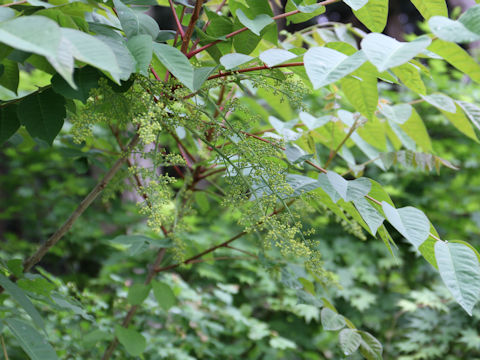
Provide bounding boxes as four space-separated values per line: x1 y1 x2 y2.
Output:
187 0 341 58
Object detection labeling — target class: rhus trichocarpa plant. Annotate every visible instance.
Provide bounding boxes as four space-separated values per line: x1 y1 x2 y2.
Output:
1 0 480 359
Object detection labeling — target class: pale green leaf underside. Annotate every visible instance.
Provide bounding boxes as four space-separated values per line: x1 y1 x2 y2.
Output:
236 9 273 36
220 53 254 70
339 329 362 356
259 49 297 67
435 241 480 315
0 16 61 58
382 202 430 248
321 307 346 330
344 0 368 11
421 93 456 113
304 47 367 89
362 33 431 72
428 5 480 43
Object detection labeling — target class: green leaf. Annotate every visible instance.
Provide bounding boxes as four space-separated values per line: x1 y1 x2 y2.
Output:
353 0 388 32
127 283 151 305
401 108 432 152
193 66 216 91
299 111 330 130
354 197 384 235
152 281 176 311
410 0 448 19
110 234 172 256
284 174 320 197
441 103 479 142
60 28 121 83
18 277 55 297
428 5 480 43
153 43 195 91
326 172 371 202
285 144 312 164
382 202 430 249
0 16 61 58
339 328 362 356
51 66 101 103
457 100 480 132
435 241 480 315
115 326 147 356
259 49 297 67
232 18 262 55
17 88 66 145
126 34 153 76
380 150 457 172
318 173 341 203
0 58 18 93
341 62 378 120
6 258 23 278
113 0 159 39
5 318 58 360
344 0 368 11
91 24 136 81
361 34 431 72
236 9 273 36
392 62 426 95
359 331 383 360
0 273 45 329
428 39 480 83
220 53 254 70
304 48 367 89
44 36 75 88
0 104 19 144
321 307 346 331
285 0 326 24
421 93 456 113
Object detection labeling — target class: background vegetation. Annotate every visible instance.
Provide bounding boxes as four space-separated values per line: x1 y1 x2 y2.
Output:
1 0 480 359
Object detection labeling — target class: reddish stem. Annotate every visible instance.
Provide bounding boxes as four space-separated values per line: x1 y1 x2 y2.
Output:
149 66 161 81
169 0 185 39
181 0 204 54
207 62 304 81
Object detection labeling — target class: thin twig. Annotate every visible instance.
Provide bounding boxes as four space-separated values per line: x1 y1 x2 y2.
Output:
173 6 187 47
0 0 26 7
1 336 9 360
324 118 359 168
225 244 257 258
186 255 255 265
154 201 291 273
169 0 185 39
207 62 305 81
21 133 141 274
190 0 228 52
197 167 226 180
341 156 380 176
169 130 195 168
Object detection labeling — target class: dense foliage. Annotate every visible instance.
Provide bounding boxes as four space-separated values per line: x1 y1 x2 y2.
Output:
1 0 480 358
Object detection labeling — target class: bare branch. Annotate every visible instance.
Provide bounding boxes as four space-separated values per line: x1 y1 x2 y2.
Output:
22 133 141 273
